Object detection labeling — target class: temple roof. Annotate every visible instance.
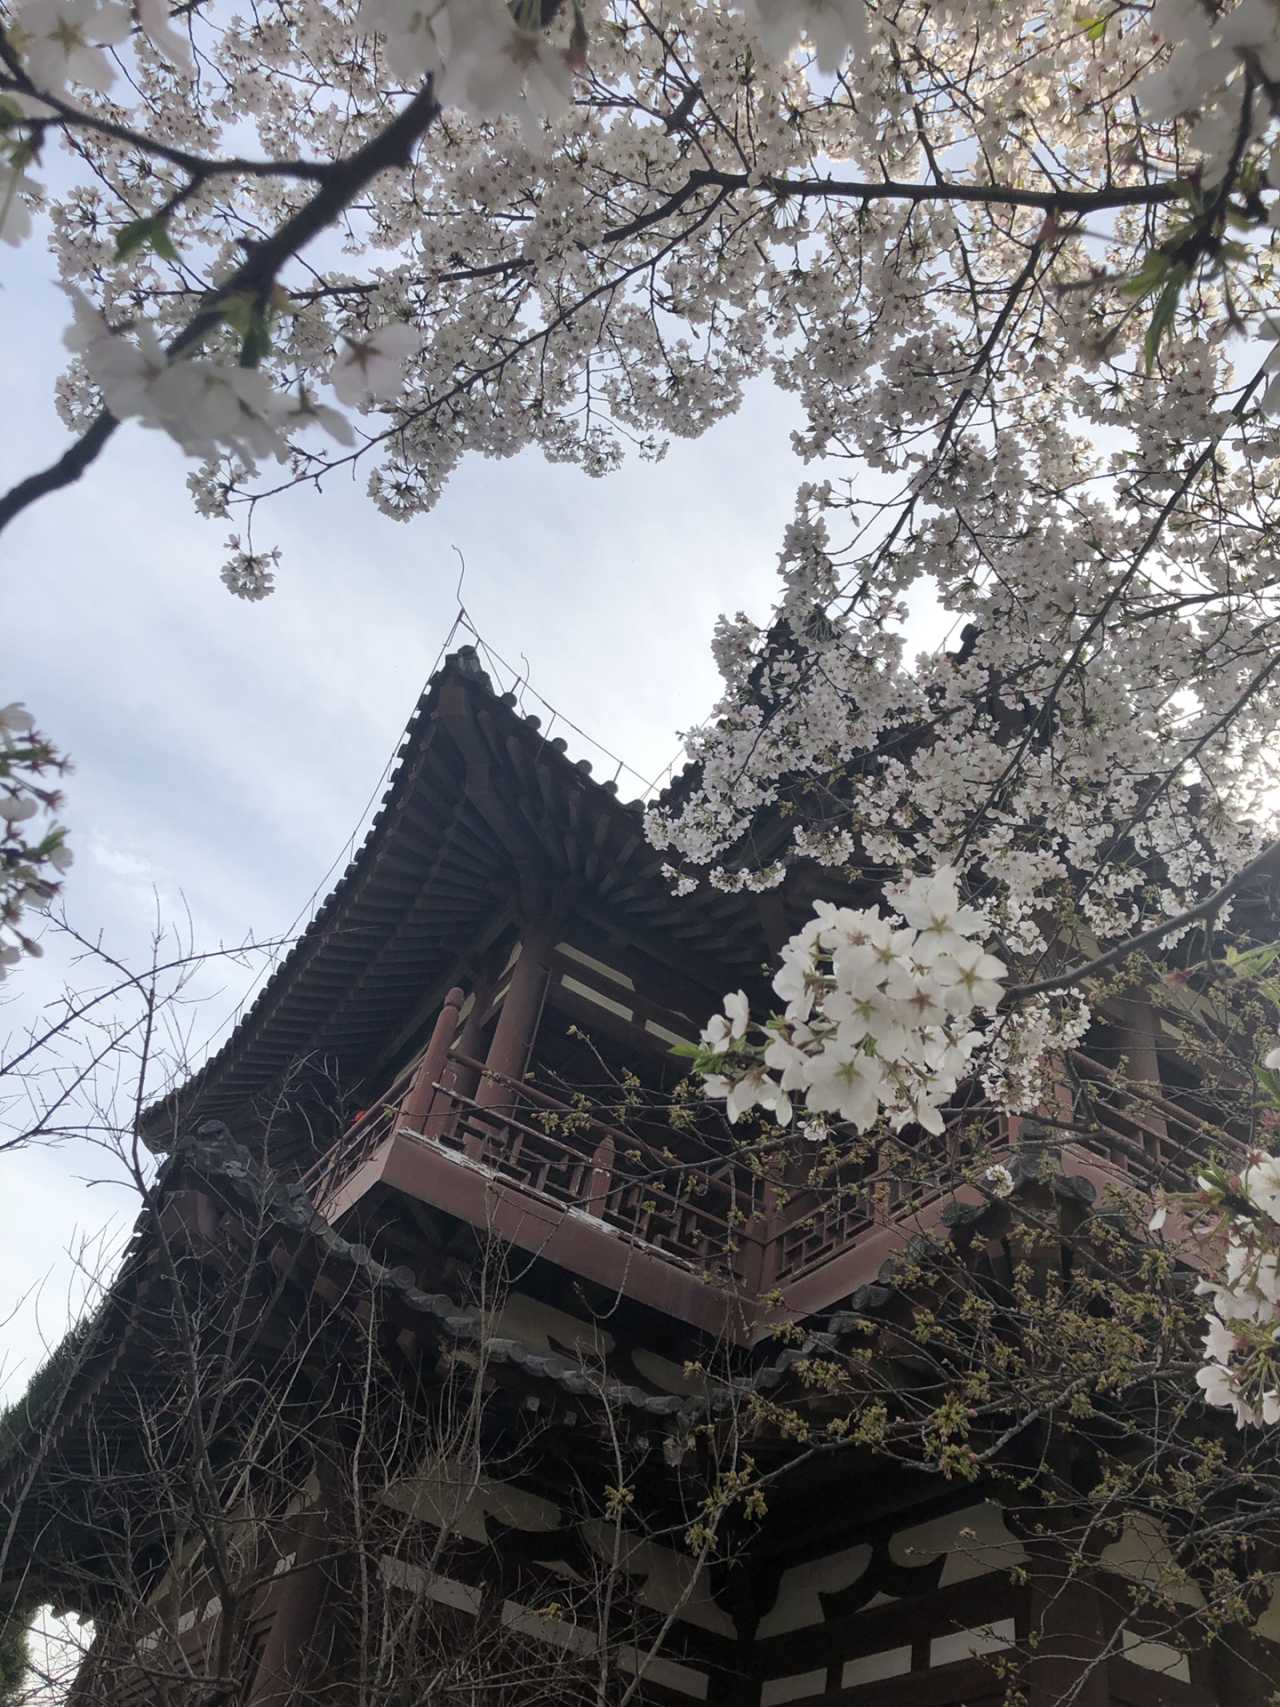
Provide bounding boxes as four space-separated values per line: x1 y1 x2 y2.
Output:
141 647 777 1146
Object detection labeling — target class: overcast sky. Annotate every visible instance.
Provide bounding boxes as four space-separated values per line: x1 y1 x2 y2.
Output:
0 204 823 1399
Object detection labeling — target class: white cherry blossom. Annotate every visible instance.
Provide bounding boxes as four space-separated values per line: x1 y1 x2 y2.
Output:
134 0 194 75
11 0 131 94
696 869 1005 1137
286 388 357 448
330 323 423 409
739 0 870 73
982 1164 1014 1199
0 705 34 736
0 703 70 977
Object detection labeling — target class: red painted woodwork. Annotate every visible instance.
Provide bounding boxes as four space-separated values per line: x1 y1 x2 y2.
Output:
398 986 465 1135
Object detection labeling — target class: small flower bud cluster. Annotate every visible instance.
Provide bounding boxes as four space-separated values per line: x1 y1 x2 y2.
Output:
695 868 1006 1136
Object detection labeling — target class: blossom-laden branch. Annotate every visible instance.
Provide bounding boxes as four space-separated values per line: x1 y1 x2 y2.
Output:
2 0 1280 560
1006 838 1280 1002
0 0 582 526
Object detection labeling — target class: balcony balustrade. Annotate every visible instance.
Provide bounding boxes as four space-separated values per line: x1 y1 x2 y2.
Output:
297 992 1241 1334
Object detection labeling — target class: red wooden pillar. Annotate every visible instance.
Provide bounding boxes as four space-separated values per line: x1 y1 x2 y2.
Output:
1207 1622 1280 1703
736 1176 782 1298
244 1509 330 1707
427 983 493 1136
1107 993 1167 1161
398 987 464 1135
756 1177 783 1295
1020 1054 1072 1141
474 930 551 1115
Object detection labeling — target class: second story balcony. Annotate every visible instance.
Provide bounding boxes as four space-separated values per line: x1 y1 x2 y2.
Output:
300 978 1223 1347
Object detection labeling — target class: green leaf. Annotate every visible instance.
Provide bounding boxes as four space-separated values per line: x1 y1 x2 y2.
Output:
1143 263 1188 371
1119 250 1171 302
114 221 149 260
114 215 178 263
218 291 257 337
668 1040 701 1059
0 96 25 130
239 314 272 368
1078 13 1108 41
1228 940 1280 978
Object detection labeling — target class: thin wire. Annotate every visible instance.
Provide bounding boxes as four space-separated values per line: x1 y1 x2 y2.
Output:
457 621 680 797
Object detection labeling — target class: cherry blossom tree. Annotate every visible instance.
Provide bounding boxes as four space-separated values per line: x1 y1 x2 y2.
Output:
8 0 1280 1414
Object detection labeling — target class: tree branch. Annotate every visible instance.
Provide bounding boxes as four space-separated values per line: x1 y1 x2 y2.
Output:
0 70 334 183
1005 838 1280 1001
692 165 1186 215
0 82 442 538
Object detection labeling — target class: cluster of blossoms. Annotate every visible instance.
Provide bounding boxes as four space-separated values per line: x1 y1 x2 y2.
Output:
1183 1119 1280 1427
2 0 191 245
0 702 71 978
62 293 426 466
66 293 300 464
3 0 1275 592
3 0 583 512
354 0 578 137
738 0 870 72
219 535 280 603
696 869 1005 1137
1137 0 1280 184
1134 0 1280 402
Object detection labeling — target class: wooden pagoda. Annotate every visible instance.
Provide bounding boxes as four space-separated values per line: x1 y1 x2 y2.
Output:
3 646 1277 1707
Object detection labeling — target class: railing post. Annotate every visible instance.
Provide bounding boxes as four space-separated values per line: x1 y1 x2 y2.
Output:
585 1134 614 1216
757 1177 782 1294
398 987 465 1135
739 1176 781 1296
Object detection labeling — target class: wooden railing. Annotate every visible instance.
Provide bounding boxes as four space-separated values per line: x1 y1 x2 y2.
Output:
422 1055 767 1276
298 1013 769 1281
1065 1049 1249 1185
299 1051 423 1207
299 995 1242 1296
771 1121 992 1285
